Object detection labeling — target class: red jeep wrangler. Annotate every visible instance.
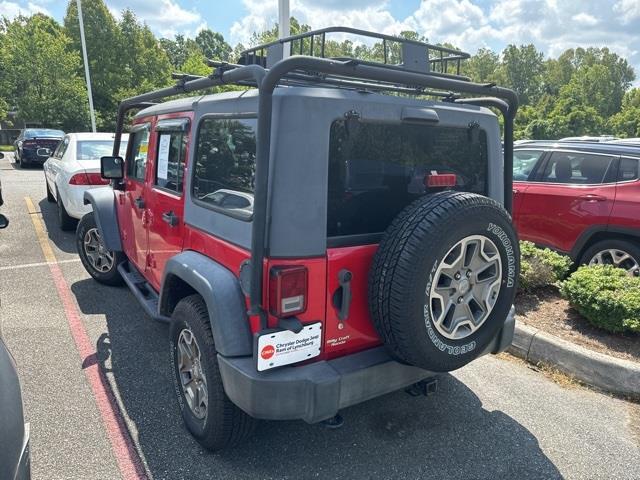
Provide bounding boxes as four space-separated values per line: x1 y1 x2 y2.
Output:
76 27 520 451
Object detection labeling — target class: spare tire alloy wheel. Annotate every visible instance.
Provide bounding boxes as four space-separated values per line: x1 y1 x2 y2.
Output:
588 249 640 277
369 191 519 373
430 235 502 340
83 228 114 273
176 328 208 420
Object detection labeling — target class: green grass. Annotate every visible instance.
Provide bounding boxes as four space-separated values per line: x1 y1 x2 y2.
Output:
0 145 15 152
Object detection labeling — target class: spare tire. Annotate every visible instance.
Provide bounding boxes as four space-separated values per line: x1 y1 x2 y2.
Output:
369 191 519 372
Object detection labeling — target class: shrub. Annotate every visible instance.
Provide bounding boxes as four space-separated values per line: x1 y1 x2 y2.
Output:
519 241 572 292
560 265 640 334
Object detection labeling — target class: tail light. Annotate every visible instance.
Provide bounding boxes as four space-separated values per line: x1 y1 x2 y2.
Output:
69 173 110 185
425 171 457 188
22 140 37 147
269 266 308 317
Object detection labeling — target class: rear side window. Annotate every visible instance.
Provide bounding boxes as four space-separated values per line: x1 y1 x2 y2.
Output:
155 131 186 193
539 152 615 184
618 157 639 182
513 150 544 181
193 117 256 219
126 127 150 182
327 121 488 237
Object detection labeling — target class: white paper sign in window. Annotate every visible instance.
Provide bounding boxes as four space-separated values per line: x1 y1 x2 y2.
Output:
157 134 171 180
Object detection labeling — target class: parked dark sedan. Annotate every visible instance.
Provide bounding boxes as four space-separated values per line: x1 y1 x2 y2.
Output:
14 128 64 168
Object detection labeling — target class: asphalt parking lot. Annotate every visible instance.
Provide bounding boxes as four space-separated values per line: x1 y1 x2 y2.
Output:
0 151 639 480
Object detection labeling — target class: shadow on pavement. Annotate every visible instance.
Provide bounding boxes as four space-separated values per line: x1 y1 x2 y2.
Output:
38 198 77 254
71 277 562 480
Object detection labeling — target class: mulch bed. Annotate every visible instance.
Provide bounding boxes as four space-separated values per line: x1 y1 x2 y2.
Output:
515 287 640 364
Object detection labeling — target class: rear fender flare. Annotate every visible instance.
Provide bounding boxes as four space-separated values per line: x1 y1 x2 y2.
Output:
83 188 123 252
160 251 253 357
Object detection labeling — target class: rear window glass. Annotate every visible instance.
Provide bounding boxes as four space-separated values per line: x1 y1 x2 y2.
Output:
25 129 64 138
193 117 256 219
327 121 488 237
77 140 127 161
540 152 615 184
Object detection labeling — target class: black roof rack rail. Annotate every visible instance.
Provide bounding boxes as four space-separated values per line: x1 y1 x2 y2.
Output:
239 26 470 80
109 27 518 336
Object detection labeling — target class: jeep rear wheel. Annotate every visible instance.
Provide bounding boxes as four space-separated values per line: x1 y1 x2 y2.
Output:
170 294 255 451
76 212 124 286
581 239 640 277
369 191 519 372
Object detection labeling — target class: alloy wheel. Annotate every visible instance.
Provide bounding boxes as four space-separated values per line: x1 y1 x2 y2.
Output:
589 249 640 277
83 227 114 273
429 235 503 340
176 328 208 420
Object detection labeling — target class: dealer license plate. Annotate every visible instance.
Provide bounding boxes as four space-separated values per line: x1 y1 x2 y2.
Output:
257 322 322 371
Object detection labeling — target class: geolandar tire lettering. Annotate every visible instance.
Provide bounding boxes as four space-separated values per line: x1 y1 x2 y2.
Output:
369 191 519 372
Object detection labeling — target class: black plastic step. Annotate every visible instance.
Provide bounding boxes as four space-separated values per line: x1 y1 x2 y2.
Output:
118 262 170 323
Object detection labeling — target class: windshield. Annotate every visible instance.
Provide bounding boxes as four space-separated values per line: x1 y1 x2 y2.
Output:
77 140 128 161
25 129 64 138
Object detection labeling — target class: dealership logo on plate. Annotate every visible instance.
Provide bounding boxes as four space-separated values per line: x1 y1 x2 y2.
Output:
260 345 275 360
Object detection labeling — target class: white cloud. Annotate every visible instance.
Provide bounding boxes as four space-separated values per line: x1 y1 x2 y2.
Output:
107 0 201 37
614 0 640 24
0 1 50 18
572 12 598 26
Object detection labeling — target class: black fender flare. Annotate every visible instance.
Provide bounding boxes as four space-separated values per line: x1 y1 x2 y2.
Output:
160 251 253 357
571 225 640 261
83 187 123 252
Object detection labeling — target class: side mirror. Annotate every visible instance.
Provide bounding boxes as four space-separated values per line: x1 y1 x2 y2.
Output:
37 148 52 157
0 214 8 229
101 156 124 180
0 152 4 159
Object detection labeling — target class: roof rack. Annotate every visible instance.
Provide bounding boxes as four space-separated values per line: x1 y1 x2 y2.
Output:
109 27 518 337
239 26 470 81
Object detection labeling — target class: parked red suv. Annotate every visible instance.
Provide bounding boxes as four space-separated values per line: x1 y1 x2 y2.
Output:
513 141 640 275
76 27 520 450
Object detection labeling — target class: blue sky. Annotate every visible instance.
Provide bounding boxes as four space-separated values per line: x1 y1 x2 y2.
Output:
3 0 640 76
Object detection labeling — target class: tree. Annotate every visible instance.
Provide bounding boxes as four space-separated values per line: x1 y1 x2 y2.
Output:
160 34 199 69
464 47 500 83
3 14 88 130
63 0 122 124
498 44 544 106
195 29 231 61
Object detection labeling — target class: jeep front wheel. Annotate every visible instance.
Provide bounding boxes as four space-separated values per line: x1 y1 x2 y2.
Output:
369 191 519 372
170 294 255 451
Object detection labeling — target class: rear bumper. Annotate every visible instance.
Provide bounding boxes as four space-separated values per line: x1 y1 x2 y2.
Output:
219 307 515 423
64 185 94 219
21 149 48 164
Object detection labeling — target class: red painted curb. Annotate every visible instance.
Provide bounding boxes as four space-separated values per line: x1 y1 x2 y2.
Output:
49 263 147 479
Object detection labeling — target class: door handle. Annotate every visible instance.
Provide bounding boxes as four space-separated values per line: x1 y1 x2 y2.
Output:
332 269 353 322
134 196 145 209
162 210 179 227
579 194 606 202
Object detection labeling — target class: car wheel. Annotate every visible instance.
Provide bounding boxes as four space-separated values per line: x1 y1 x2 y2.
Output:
170 294 255 451
76 212 124 286
45 177 55 203
580 239 640 277
369 191 519 372
56 188 77 231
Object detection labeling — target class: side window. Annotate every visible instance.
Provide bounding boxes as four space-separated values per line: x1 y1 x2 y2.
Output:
55 137 70 159
126 126 150 182
513 150 544 181
155 130 187 193
193 117 257 219
539 152 615 184
618 157 639 182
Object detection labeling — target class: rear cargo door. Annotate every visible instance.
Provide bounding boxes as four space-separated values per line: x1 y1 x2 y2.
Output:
324 118 490 359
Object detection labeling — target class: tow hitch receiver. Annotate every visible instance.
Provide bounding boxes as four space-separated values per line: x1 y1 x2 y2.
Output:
405 378 439 397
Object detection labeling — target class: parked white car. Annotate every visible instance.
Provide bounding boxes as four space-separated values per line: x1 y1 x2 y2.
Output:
44 132 128 230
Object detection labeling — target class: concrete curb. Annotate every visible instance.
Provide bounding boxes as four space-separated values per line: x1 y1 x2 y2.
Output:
507 321 640 397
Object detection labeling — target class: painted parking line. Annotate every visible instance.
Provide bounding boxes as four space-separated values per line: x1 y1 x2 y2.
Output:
24 196 147 480
0 258 81 272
